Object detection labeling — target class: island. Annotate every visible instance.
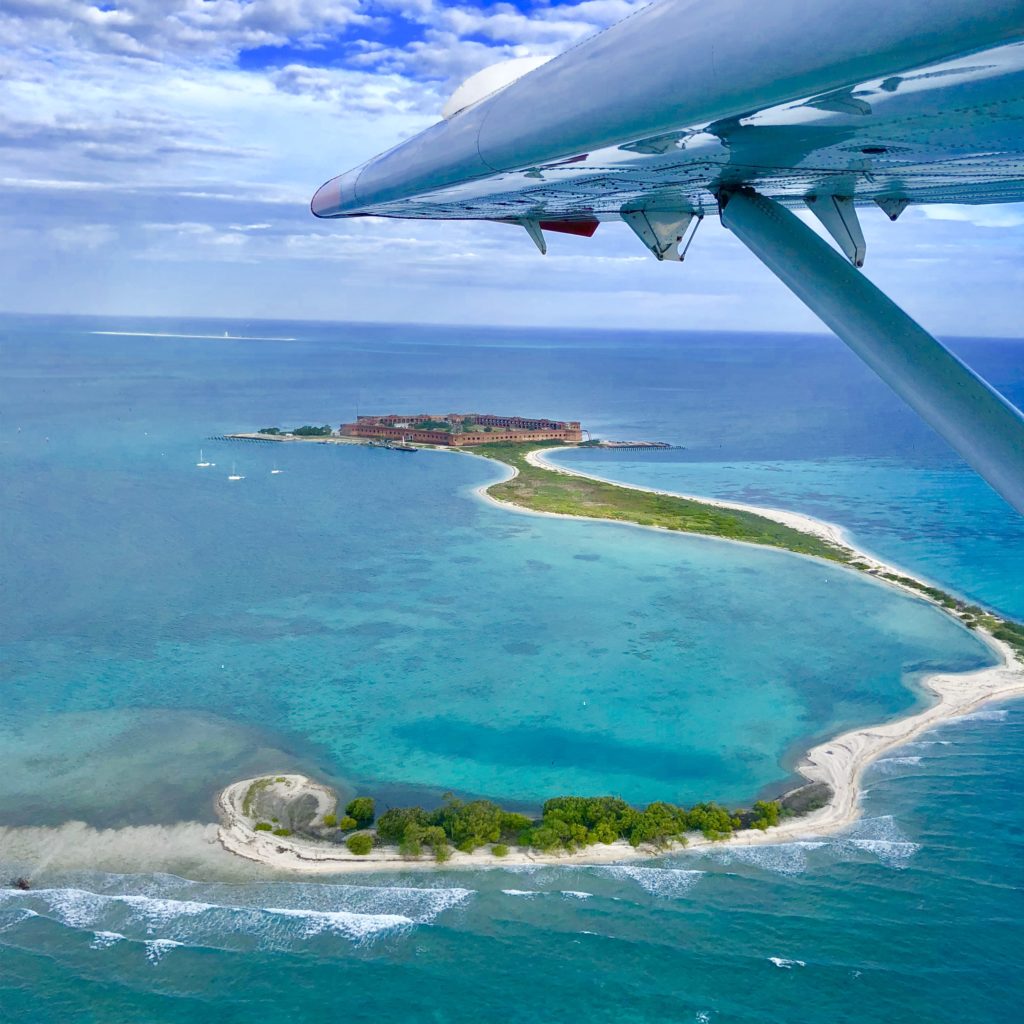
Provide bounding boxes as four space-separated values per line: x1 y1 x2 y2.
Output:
218 774 828 873
214 433 1024 873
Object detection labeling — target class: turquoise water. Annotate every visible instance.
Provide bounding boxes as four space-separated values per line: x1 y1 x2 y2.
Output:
1 316 1021 1021
549 450 1024 620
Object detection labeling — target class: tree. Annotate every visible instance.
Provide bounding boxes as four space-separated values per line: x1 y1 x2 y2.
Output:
750 800 780 831
685 802 741 840
346 833 373 855
345 796 376 828
376 806 428 843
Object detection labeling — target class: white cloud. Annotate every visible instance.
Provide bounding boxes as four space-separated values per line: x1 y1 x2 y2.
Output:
48 223 118 251
920 204 1024 229
0 0 372 60
0 1 1020 336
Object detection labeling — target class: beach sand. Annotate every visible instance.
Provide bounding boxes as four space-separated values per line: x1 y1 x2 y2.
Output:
213 449 1023 873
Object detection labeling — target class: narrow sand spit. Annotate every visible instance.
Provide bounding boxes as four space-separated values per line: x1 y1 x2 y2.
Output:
216 450 1023 873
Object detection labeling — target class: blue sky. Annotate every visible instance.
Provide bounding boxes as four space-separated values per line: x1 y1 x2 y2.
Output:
0 0 1021 333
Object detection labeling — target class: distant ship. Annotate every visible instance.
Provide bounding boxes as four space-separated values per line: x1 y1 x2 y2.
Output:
227 462 244 481
196 449 215 467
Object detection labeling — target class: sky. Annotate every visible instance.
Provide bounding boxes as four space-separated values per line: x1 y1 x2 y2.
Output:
0 0 1022 333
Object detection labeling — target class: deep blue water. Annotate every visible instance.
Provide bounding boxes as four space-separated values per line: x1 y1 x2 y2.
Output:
1 314 1021 1022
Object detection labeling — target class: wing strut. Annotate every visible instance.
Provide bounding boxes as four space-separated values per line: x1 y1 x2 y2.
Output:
720 188 1024 515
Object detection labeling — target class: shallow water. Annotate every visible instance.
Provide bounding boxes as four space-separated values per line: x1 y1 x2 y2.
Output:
1 315 1021 1021
2 706 1022 1023
1 318 995 822
549 449 1024 619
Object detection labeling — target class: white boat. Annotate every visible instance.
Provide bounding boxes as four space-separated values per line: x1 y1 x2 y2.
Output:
196 449 215 468
270 463 283 475
228 462 244 481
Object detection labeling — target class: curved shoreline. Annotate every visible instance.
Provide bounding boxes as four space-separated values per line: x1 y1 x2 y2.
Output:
214 447 1023 873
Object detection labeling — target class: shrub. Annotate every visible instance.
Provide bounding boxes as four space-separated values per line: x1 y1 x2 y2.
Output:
254 822 272 832
685 802 740 840
750 800 781 831
422 825 450 862
338 815 358 831
345 796 376 828
272 828 292 837
492 844 509 857
399 834 423 858
346 833 373 855
322 813 337 828
376 806 428 843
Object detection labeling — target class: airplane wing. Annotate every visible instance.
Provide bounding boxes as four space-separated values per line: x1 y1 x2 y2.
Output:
311 0 1024 515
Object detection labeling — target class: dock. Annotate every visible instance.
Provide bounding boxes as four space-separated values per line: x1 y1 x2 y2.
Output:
590 441 685 451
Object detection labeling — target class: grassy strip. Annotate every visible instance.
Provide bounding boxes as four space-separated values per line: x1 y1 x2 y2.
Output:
474 442 853 562
472 442 1024 661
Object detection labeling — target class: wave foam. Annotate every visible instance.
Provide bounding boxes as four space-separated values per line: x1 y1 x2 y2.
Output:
501 889 540 898
769 957 805 969
843 816 920 868
0 883 474 950
145 939 183 964
560 891 592 900
955 708 1009 724
702 841 826 877
596 865 704 898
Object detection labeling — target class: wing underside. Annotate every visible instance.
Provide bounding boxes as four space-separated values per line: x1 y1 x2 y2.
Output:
310 2 1024 515
337 44 1024 223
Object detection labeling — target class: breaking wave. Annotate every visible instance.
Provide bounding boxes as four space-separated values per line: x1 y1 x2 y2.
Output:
0 881 474 953
699 841 827 877
841 816 920 868
954 708 1009 724
769 956 805 969
595 865 704 898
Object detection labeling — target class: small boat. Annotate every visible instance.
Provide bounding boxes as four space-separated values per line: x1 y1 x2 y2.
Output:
392 435 417 452
228 462 244 481
196 449 215 468
270 463 283 475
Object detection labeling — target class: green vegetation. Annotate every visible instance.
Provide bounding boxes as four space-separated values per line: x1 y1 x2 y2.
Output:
253 822 272 832
292 424 333 437
241 777 274 817
338 815 358 831
345 797 376 828
322 813 337 828
346 833 374 855
749 800 781 831
989 617 1024 658
878 572 958 608
375 793 769 856
258 427 282 435
377 797 530 857
474 443 852 563
414 419 451 431
272 827 292 837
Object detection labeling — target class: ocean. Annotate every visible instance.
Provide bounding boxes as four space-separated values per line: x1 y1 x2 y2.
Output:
1 314 1021 1022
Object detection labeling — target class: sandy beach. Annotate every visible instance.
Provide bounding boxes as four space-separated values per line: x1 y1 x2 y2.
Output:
214 448 1024 874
